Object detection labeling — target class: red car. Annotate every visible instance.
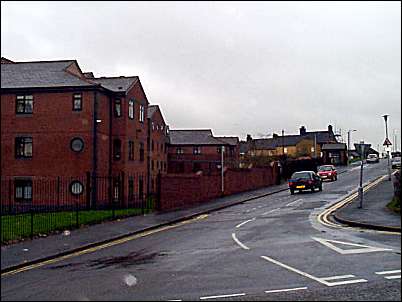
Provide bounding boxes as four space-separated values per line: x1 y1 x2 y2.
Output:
317 165 337 181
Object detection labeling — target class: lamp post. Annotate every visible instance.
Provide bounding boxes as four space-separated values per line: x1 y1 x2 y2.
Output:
382 115 392 181
347 129 357 166
358 142 365 208
221 145 225 194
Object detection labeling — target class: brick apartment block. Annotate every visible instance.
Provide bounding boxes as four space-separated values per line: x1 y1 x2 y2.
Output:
1 58 151 204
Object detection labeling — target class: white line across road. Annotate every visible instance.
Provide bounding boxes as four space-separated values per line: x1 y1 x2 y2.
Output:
261 255 367 287
235 218 256 229
264 287 307 294
200 293 246 300
232 233 250 250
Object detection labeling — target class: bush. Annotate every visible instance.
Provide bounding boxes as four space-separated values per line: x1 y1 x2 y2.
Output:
393 170 400 201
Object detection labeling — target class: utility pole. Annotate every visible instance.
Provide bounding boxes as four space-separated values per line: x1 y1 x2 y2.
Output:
347 129 357 166
282 129 285 155
382 115 392 181
358 142 365 208
221 145 225 195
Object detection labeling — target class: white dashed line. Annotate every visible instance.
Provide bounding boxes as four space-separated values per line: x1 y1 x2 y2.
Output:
265 287 307 294
200 293 246 300
320 275 355 281
262 209 279 216
232 233 250 250
286 199 303 207
236 218 255 228
385 275 401 280
375 269 401 275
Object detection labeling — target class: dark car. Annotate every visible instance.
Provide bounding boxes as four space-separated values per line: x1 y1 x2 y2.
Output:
317 165 338 181
288 171 322 195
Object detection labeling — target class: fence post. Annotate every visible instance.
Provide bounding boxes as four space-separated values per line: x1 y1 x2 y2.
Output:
8 179 12 214
30 203 34 240
86 171 91 209
57 176 60 207
76 200 79 228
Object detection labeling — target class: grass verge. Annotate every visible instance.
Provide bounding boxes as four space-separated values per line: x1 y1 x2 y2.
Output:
387 196 401 215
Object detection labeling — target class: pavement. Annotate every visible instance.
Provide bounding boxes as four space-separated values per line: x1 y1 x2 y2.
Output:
1 165 400 273
334 173 401 231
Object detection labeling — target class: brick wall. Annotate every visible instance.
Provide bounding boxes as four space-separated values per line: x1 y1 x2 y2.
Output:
159 163 279 211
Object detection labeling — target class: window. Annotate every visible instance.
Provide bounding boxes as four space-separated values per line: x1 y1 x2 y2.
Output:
114 99 122 117
152 122 155 131
71 137 84 152
16 95 33 114
73 93 82 111
140 142 144 161
113 139 121 160
15 137 32 158
70 181 84 196
284 147 288 154
193 146 201 155
217 147 221 154
128 99 134 119
128 141 134 160
230 146 234 156
15 179 32 202
139 105 145 122
176 147 183 155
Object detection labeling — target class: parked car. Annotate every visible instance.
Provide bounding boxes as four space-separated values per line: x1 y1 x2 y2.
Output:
288 171 322 195
317 165 338 181
366 153 379 163
392 156 401 169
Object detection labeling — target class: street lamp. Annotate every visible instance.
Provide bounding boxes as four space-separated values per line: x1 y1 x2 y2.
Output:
347 129 357 166
221 145 225 194
382 114 392 181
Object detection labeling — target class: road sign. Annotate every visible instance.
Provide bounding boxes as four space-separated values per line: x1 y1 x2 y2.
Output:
383 138 392 146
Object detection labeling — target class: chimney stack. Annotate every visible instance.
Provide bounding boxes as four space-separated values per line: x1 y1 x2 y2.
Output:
300 126 307 136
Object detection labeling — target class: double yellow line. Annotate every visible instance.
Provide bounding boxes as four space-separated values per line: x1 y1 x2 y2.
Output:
1 214 208 278
317 174 400 235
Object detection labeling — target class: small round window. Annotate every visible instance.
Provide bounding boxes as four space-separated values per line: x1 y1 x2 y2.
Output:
71 137 84 152
70 181 84 196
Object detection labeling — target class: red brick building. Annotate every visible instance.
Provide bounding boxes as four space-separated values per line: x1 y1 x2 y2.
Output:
167 130 239 174
147 105 169 194
1 59 149 207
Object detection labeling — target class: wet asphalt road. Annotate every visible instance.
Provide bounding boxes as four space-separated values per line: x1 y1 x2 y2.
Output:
1 160 400 301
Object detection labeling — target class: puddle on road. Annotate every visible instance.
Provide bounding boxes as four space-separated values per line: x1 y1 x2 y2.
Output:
46 249 165 271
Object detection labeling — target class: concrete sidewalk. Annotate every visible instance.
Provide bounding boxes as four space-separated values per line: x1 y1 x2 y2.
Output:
334 175 401 232
1 182 289 272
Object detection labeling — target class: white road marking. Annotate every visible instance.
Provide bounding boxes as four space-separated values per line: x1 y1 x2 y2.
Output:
262 209 279 216
286 199 303 207
261 255 367 287
264 287 307 294
385 275 401 280
375 269 401 275
321 275 355 281
167 300 182 301
232 233 250 250
200 293 246 300
311 237 393 254
236 218 256 228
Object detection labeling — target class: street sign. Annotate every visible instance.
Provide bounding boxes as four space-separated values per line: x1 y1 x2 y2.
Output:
383 138 392 146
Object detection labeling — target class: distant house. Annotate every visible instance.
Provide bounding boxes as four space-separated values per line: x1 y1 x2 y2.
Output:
242 125 338 159
167 130 239 174
321 143 347 165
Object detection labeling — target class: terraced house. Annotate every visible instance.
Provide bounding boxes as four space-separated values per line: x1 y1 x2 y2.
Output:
1 58 150 208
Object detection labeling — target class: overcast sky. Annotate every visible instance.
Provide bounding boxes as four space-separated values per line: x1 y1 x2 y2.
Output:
2 1 401 151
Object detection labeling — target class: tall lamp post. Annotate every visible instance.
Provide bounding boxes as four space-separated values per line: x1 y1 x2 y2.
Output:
347 129 357 166
382 114 392 181
358 142 365 208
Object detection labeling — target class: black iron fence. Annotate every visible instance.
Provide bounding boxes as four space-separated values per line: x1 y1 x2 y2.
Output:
1 173 156 244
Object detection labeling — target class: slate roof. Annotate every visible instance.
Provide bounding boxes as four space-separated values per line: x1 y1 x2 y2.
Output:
93 76 138 92
1 60 96 89
239 141 251 154
147 105 158 118
216 136 239 146
169 130 228 145
321 143 347 150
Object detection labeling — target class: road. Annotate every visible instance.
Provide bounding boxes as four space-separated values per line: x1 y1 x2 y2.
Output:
1 160 400 301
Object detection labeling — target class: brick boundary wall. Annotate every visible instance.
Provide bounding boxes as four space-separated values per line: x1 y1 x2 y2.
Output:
159 164 279 211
